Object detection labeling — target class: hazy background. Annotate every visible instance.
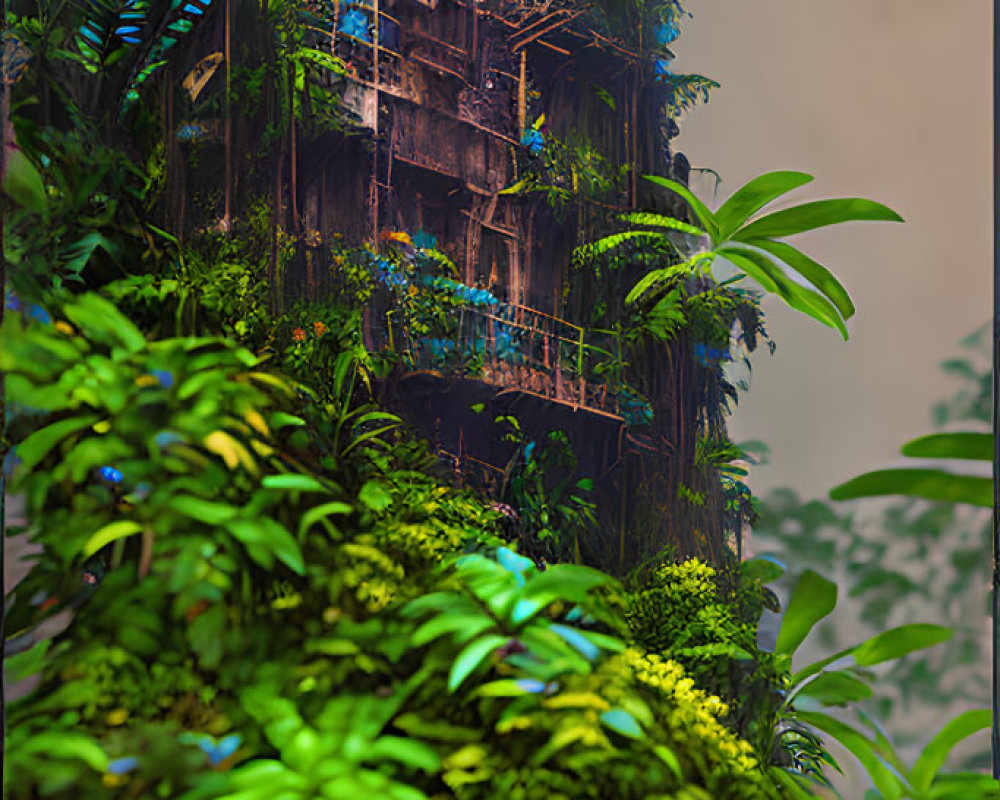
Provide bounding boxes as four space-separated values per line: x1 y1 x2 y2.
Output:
673 0 992 499
671 2 992 792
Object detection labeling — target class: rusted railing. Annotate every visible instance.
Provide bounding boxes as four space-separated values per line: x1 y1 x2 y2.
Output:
367 296 630 420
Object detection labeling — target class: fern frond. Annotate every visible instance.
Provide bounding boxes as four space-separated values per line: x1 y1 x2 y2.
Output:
625 253 714 305
660 73 720 114
618 212 707 237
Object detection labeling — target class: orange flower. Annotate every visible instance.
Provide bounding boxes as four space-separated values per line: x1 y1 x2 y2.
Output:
381 230 413 247
313 321 328 337
293 328 306 342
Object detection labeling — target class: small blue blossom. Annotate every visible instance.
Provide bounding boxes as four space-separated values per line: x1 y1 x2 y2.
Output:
98 465 124 484
515 679 547 694
179 732 242 766
520 128 544 155
150 369 174 388
5 290 21 312
27 304 51 324
107 756 139 775
413 229 437 250
524 441 536 462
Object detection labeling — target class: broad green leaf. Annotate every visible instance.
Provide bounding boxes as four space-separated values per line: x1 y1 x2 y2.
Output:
745 237 855 320
83 520 144 557
16 731 109 773
262 474 331 493
715 171 813 240
900 432 992 461
498 177 530 195
719 246 848 339
829 469 992 507
270 412 306 429
226 518 305 575
768 767 823 800
643 175 719 240
298 501 354 539
3 148 48 215
448 634 509 691
599 708 644 739
5 639 51 683
472 679 533 698
394 713 481 742
519 564 610 611
796 711 904 800
852 624 952 667
776 569 837 656
14 414 100 473
794 670 872 706
653 745 683 780
367 736 441 772
926 772 1000 799
63 294 146 353
910 710 991 792
171 495 239 524
731 197 903 241
359 480 393 512
411 613 495 647
740 556 785 585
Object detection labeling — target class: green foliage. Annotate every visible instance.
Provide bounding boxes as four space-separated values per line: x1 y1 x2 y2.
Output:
5 128 174 296
497 417 598 565
586 171 902 339
506 131 630 217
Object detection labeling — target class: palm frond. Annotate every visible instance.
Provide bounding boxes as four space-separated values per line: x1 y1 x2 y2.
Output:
68 0 148 74
121 0 214 112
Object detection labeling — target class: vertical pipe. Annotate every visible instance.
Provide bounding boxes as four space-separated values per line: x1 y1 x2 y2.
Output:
371 0 381 243
0 0 8 775
518 50 527 138
992 0 1000 778
224 0 232 229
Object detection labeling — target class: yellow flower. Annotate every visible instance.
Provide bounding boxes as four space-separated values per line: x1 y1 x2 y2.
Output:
105 708 128 726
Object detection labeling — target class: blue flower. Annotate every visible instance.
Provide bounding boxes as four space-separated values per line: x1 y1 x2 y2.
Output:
524 441 536 462
520 128 544 155
27 304 51 324
107 756 139 775
179 732 242 767
5 291 21 312
150 370 174 388
413 229 437 250
98 465 124 484
655 20 680 45
515 679 547 694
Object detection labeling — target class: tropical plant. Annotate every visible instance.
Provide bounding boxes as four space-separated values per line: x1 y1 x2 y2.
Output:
588 171 903 339
829 431 991 508
496 416 598 566
750 561 996 798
